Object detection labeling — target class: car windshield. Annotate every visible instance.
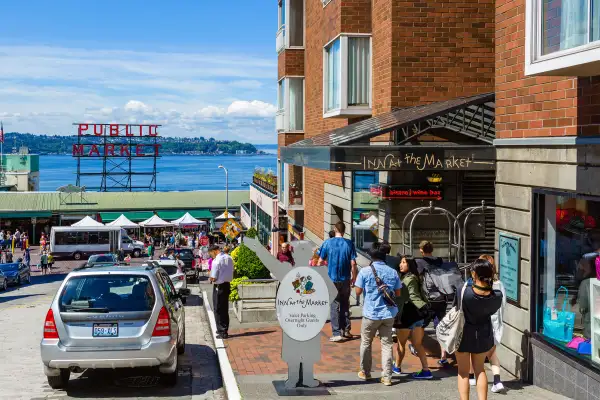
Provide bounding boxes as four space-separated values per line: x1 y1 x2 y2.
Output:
89 255 116 263
59 275 155 312
161 265 180 275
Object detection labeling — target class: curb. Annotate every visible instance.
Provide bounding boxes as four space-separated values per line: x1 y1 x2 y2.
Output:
203 290 242 400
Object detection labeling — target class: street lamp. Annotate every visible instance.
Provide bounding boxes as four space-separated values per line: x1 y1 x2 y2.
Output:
218 165 229 219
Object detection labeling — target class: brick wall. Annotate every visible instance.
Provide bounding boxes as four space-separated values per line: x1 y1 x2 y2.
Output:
277 132 304 158
495 0 583 138
278 49 305 80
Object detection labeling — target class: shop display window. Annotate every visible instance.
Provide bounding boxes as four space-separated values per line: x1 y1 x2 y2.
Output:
536 192 600 366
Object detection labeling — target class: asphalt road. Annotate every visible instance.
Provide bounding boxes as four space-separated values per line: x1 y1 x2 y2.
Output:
0 273 225 400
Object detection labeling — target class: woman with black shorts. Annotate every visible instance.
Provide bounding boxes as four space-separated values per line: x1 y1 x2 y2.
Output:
455 258 503 400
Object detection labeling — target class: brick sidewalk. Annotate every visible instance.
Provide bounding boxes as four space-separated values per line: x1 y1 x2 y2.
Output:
224 318 453 376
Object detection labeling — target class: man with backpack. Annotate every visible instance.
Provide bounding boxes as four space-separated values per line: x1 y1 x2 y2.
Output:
355 242 402 386
415 240 464 366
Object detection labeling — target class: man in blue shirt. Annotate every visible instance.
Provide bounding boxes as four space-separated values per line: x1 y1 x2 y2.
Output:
318 222 358 342
354 242 402 386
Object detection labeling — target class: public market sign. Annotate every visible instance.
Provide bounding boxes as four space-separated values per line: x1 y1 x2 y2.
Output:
276 266 330 341
72 123 161 158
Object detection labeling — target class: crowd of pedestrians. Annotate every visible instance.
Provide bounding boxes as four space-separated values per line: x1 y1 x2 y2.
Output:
310 223 504 400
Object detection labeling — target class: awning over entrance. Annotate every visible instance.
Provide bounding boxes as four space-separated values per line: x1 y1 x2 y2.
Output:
0 211 52 219
280 93 496 171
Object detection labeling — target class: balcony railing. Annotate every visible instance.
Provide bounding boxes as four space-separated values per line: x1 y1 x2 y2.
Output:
276 25 285 53
253 176 277 194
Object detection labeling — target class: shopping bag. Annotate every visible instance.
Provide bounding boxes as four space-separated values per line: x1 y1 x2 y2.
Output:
436 283 468 354
578 340 592 355
543 286 575 342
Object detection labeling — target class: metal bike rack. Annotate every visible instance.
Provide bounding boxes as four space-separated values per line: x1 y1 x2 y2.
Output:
400 201 461 262
453 200 495 264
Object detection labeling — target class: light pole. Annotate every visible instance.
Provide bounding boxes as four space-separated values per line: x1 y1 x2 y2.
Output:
218 165 229 219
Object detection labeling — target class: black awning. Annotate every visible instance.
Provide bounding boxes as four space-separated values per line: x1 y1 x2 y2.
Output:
282 93 496 171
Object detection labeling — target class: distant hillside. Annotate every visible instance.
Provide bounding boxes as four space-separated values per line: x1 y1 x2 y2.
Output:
3 132 260 155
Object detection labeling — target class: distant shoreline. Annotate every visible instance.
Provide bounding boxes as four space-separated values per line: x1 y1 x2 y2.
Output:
35 152 275 156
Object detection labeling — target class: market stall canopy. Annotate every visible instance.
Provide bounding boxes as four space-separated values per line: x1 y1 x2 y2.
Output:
354 215 378 230
215 211 238 220
172 212 207 226
105 214 139 229
71 215 104 227
139 214 174 227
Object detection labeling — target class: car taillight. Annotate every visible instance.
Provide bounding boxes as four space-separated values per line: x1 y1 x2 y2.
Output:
177 275 185 281
152 306 171 337
43 309 59 339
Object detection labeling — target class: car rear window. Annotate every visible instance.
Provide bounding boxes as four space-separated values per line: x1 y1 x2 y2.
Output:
59 275 155 312
161 265 180 275
174 249 193 259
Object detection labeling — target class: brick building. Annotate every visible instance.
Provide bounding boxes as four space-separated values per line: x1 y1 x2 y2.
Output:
271 0 600 395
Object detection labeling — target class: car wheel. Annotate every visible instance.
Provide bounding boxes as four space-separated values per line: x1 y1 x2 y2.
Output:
47 369 70 389
162 354 178 386
177 326 186 354
133 249 141 258
73 252 82 261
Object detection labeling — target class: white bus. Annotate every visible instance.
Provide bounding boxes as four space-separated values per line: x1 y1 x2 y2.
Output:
50 226 145 260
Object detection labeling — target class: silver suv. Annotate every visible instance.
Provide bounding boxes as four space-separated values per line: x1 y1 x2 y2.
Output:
40 265 190 388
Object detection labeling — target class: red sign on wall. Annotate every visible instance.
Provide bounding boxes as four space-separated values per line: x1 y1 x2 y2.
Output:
370 185 443 201
77 124 159 137
72 123 162 158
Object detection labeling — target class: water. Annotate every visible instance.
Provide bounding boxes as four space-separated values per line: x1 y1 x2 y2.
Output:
39 154 277 191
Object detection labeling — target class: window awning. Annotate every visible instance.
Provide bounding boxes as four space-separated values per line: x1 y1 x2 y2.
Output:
100 210 214 223
280 93 496 172
0 211 52 219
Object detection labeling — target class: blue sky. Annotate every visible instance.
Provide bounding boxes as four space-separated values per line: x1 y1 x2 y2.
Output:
0 1 277 143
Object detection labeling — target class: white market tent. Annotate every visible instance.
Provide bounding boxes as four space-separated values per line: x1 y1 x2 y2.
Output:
353 215 378 230
215 211 238 220
71 216 105 228
105 214 139 229
139 214 174 228
172 212 207 227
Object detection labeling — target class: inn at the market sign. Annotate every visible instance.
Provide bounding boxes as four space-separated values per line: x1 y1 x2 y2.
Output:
72 124 161 157
279 145 495 172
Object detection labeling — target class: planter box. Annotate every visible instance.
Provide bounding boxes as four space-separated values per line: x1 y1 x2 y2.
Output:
233 281 278 323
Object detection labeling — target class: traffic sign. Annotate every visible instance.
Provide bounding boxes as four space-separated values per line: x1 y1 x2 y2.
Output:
220 219 243 239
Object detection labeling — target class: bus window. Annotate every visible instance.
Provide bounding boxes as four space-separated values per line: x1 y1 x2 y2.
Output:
88 233 99 244
99 232 110 245
66 232 78 245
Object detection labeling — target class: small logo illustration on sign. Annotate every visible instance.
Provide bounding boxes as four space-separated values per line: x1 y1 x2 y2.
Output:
292 273 315 296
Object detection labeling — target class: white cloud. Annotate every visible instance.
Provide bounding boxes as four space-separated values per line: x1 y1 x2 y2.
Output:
0 44 277 143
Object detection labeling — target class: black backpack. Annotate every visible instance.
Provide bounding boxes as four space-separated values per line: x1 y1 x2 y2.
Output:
370 264 397 307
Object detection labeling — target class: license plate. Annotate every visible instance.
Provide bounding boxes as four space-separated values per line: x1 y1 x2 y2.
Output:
92 323 118 337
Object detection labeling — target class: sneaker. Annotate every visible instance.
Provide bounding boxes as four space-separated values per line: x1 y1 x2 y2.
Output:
392 363 402 375
380 377 392 386
437 358 450 367
469 378 476 386
343 331 354 339
412 370 433 380
330 335 343 342
491 382 505 393
408 344 417 356
357 371 371 380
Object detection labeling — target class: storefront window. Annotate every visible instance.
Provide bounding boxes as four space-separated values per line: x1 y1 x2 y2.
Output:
352 172 379 253
536 192 600 366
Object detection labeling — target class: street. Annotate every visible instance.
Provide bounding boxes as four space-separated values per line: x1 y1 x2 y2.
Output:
0 266 226 400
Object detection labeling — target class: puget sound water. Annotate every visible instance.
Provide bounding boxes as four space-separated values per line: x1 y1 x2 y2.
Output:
39 153 277 192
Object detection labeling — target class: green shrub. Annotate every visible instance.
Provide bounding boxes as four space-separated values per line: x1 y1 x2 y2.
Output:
245 227 258 239
229 276 250 302
232 243 270 279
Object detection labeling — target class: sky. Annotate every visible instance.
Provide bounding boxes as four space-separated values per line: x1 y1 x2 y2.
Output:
0 1 278 144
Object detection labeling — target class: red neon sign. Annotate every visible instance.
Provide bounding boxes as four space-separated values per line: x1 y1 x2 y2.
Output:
72 144 161 158
370 185 443 201
76 123 159 137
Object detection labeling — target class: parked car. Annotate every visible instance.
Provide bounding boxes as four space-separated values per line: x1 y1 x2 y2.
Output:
0 270 7 291
165 248 199 281
79 254 120 269
0 262 31 286
144 260 187 304
40 265 191 389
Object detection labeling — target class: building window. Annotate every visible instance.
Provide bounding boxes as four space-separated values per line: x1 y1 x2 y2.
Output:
526 0 600 75
251 201 257 227
277 0 304 53
352 172 379 253
276 77 304 132
323 35 372 118
535 191 600 368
